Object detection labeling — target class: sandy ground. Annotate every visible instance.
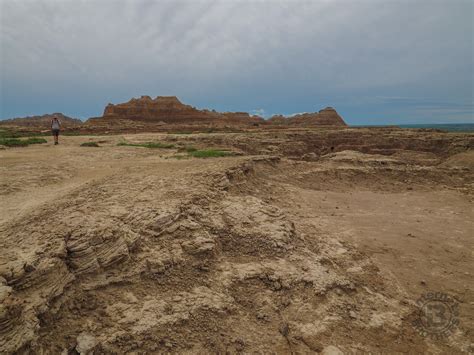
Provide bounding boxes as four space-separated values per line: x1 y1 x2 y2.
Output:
0 133 473 354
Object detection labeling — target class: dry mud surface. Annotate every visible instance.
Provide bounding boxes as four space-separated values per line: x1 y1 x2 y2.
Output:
0 130 473 354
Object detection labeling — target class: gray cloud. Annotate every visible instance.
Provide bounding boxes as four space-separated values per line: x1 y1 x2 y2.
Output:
1 0 472 123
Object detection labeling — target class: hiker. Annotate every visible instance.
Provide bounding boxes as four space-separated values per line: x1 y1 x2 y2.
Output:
51 116 61 145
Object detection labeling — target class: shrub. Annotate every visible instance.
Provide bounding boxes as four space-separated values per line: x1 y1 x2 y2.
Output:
80 142 100 147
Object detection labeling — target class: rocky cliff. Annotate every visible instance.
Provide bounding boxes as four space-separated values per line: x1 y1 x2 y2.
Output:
268 107 347 126
0 113 82 127
98 96 262 125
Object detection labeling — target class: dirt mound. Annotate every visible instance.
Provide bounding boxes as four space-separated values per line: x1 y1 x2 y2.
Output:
439 151 474 170
0 113 82 128
268 107 347 126
290 107 347 126
322 150 402 165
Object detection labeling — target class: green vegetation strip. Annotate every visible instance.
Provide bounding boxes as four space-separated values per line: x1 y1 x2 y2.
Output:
172 147 234 159
0 137 47 147
0 129 50 139
188 149 233 158
80 142 100 147
117 141 175 149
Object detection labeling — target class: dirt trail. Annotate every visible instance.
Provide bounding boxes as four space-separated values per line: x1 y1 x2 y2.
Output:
0 133 473 353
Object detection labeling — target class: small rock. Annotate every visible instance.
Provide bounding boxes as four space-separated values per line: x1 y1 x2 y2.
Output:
281 297 291 307
0 285 13 302
23 263 35 273
321 345 344 355
256 311 270 322
349 311 357 319
76 332 98 355
420 280 426 286
279 323 289 337
234 337 245 351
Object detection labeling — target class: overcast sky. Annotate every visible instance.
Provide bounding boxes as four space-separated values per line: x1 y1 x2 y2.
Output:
1 0 473 124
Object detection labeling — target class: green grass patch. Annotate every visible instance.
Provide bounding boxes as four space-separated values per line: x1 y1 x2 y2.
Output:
80 142 100 147
0 138 29 147
24 137 47 144
0 129 21 139
0 137 47 147
188 149 233 158
117 141 175 149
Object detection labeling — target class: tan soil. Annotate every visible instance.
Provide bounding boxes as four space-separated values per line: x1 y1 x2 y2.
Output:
0 131 473 354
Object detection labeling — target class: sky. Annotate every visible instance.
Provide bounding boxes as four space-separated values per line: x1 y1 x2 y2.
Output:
1 0 473 125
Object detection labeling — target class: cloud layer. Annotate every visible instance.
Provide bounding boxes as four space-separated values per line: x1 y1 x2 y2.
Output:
1 0 472 123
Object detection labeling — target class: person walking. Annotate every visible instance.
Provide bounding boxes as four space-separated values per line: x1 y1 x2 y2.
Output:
51 115 61 145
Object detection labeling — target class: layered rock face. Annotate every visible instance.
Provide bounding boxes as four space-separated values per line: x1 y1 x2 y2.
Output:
89 96 346 129
0 113 82 128
269 107 347 126
99 96 262 125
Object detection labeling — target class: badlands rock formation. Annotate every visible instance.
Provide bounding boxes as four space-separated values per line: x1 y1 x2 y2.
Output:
88 96 346 129
0 113 82 128
95 96 263 125
269 107 347 126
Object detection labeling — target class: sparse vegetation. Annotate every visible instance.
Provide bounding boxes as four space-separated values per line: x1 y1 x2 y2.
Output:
63 131 99 136
80 142 100 147
0 138 29 147
0 136 47 147
25 137 48 144
117 141 175 149
188 149 233 158
171 147 234 159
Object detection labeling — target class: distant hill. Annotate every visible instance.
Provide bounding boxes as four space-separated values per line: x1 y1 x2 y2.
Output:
0 113 83 127
268 107 347 126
